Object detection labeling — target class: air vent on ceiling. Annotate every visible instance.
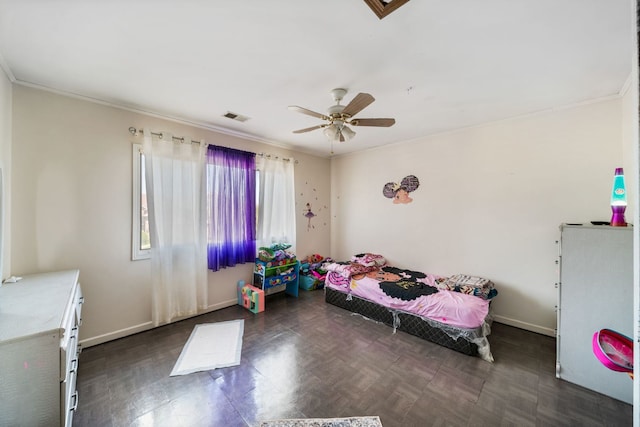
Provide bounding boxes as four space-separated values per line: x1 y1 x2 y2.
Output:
222 111 250 122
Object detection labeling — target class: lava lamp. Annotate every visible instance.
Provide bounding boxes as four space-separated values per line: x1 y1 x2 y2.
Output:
610 167 627 227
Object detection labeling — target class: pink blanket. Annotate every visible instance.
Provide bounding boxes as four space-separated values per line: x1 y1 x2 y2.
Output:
325 270 490 330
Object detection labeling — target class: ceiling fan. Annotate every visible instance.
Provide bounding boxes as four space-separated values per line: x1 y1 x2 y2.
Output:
288 88 396 143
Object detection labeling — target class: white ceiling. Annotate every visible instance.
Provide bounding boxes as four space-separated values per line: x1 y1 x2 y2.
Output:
0 1 633 157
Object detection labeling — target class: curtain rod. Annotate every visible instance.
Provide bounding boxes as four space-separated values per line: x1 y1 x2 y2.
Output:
256 153 297 164
128 126 205 145
129 127 297 164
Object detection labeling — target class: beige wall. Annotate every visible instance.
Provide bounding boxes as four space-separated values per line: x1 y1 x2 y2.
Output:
8 83 636 343
11 85 331 346
0 68 10 281
330 96 627 335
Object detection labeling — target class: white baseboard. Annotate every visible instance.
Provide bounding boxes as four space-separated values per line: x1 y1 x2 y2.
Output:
82 300 555 348
80 321 154 348
493 314 556 337
205 299 238 312
79 298 240 348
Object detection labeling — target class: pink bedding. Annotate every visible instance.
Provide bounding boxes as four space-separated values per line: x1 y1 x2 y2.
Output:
325 269 490 330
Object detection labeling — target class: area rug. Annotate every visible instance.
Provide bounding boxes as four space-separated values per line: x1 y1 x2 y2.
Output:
258 416 383 427
170 319 244 376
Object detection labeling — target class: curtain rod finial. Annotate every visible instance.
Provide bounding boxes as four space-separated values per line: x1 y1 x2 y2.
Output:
129 127 139 136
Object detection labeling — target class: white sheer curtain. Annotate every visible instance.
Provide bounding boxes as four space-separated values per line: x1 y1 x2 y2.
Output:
256 156 296 251
143 129 207 327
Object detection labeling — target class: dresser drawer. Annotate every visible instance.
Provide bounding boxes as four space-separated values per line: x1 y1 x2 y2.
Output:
61 365 78 427
75 283 84 325
60 298 80 381
60 282 82 380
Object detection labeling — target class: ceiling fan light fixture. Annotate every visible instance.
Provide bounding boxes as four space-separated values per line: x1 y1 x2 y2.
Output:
323 124 339 140
341 125 356 141
323 122 355 142
290 88 395 147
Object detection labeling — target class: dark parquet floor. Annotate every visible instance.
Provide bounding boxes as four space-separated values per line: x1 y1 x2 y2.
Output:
73 289 632 427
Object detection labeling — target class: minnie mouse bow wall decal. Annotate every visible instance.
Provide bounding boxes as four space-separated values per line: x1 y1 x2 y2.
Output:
383 175 420 204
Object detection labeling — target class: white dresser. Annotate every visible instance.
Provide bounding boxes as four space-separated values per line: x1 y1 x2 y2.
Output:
556 224 632 403
0 270 83 427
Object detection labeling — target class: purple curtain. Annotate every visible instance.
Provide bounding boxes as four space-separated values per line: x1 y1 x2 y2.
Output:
206 145 256 271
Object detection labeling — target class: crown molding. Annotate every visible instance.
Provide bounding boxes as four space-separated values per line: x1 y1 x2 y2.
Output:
0 52 16 83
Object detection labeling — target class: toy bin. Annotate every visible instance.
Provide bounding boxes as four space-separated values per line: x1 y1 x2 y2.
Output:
253 259 300 297
299 275 322 291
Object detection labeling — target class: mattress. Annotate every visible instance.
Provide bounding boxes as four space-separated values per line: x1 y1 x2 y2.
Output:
323 263 495 362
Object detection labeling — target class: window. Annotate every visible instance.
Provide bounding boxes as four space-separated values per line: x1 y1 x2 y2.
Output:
205 145 256 271
133 142 293 266
134 143 257 267
132 144 150 260
255 155 296 250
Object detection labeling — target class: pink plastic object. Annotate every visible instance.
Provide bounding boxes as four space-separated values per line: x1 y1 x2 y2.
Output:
592 329 633 373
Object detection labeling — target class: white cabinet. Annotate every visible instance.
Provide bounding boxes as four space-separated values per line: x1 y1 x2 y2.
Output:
557 225 632 403
0 270 83 427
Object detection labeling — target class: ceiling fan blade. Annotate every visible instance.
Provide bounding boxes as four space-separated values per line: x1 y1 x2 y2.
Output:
292 124 326 134
342 93 375 117
350 118 396 127
288 105 329 120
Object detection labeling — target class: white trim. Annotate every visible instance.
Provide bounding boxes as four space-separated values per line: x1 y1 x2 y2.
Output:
132 144 150 260
13 79 297 152
619 71 633 97
0 52 16 83
17 76 628 162
79 299 238 348
492 315 555 337
79 303 555 348
80 321 154 348
205 299 238 313
333 91 628 160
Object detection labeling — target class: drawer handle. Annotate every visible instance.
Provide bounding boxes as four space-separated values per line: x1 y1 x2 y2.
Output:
70 358 78 374
70 391 79 412
79 296 85 305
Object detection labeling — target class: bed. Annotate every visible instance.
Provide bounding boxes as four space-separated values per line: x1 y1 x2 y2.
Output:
323 254 497 362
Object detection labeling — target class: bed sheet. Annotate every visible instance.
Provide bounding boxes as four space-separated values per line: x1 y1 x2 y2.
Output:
325 268 490 330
